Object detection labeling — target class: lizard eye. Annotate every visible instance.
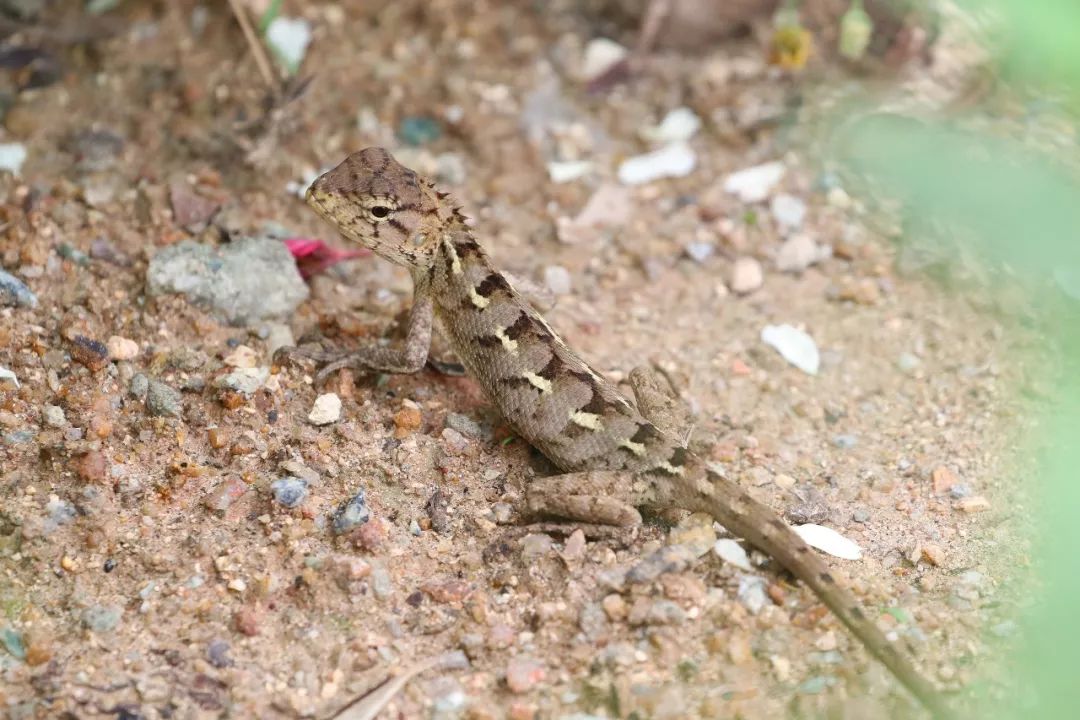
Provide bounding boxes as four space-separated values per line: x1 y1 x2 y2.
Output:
370 206 391 219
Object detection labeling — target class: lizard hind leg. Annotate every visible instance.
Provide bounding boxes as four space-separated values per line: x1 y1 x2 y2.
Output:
627 365 694 444
525 470 643 527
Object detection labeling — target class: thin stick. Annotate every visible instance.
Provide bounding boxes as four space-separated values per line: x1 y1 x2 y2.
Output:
227 0 277 90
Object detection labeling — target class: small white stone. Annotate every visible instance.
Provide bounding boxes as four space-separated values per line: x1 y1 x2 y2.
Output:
265 16 312 72
543 265 572 295
223 344 259 368
0 143 27 175
640 107 702 145
42 404 66 428
761 324 820 375
713 539 752 570
106 335 139 361
723 161 786 203
775 233 821 273
581 37 628 81
308 393 342 426
547 160 593 184
729 257 763 295
0 366 19 387
617 143 696 186
793 524 863 560
770 193 806 230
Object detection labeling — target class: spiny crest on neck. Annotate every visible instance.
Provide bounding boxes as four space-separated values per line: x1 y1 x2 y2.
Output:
306 147 467 269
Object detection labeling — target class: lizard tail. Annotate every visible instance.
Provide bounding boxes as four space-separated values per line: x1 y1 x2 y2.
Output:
675 471 955 720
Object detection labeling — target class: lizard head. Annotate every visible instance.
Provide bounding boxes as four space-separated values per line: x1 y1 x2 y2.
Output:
306 147 455 270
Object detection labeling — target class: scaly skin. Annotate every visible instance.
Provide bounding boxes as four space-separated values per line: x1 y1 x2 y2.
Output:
292 147 953 718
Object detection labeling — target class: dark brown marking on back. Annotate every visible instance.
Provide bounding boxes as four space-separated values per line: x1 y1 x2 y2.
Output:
537 354 563 381
454 238 482 257
504 313 532 341
630 422 660 444
476 335 502 349
820 572 835 583
669 446 688 466
476 273 511 298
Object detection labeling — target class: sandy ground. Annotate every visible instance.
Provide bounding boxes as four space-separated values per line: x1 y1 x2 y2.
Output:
0 2 1039 718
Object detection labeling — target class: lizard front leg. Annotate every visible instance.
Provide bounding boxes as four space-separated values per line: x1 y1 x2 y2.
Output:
280 291 434 385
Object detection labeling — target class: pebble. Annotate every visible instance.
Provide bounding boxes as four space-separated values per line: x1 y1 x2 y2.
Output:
215 367 269 395
640 107 702 144
398 116 441 146
206 639 233 668
543 265 572 295
617 143 696 185
44 496 76 532
82 604 123 633
234 607 259 636
0 142 27 174
370 563 393 599
506 656 545 693
1 627 25 660
832 434 858 449
441 427 469 455
308 393 342 425
168 179 218 230
581 37 628 81
770 193 807 230
0 268 37 307
729 257 763 294
897 352 921 373
333 489 370 533
737 575 769 614
74 451 108 483
775 234 822 273
852 508 870 523
628 598 686 626
713 539 752 570
146 238 308 324
70 335 109 372
42 404 65 428
265 16 311 73
146 379 183 417
521 533 554 560
0 366 19 387
547 160 593 184
445 413 485 439
129 373 149 400
271 477 309 508
684 241 713 263
393 406 423 437
921 543 946 566
601 594 627 622
106 335 139 361
420 578 471 604
223 344 258 368
349 516 388 552
723 161 786 203
204 477 249 512
761 324 820 375
792 524 862 560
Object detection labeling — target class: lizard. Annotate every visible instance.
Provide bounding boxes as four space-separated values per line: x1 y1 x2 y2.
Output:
282 147 954 719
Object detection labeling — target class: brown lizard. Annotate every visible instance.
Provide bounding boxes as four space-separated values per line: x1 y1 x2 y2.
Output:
285 147 953 718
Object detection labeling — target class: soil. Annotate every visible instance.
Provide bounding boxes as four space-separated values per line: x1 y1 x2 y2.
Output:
0 2 1039 719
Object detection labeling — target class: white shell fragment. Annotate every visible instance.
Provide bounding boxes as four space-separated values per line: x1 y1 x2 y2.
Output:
308 393 342 426
617 142 696 185
761 323 820 375
713 539 752 570
793 524 863 560
640 107 702 145
547 160 593 184
723 161 786 203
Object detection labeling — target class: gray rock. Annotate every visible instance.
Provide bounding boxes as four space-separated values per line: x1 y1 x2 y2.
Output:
0 269 37 308
445 412 486 440
145 379 182 418
41 404 66 428
129 373 149 400
82 604 123 633
737 575 768 614
146 237 308 325
332 489 370 533
371 562 393 599
206 638 233 668
271 477 308 508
